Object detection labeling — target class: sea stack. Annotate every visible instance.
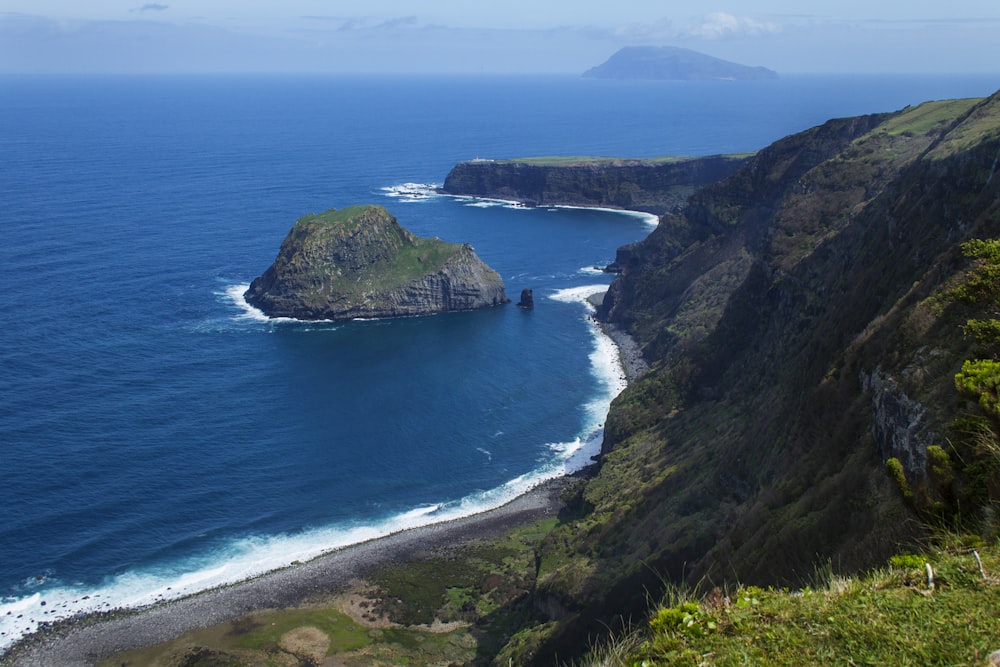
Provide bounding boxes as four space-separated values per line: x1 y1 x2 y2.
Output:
244 205 507 320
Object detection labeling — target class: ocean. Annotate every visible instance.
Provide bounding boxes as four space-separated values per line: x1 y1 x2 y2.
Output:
1 72 997 651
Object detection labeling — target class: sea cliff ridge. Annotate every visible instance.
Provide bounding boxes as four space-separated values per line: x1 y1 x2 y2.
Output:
441 154 749 215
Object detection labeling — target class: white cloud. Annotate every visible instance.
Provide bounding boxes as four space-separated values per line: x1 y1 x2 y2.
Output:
608 19 677 43
686 12 781 39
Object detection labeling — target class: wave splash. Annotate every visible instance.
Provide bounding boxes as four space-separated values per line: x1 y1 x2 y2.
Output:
380 183 441 202
0 285 627 653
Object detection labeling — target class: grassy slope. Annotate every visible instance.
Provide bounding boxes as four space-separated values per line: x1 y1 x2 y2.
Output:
585 540 1000 667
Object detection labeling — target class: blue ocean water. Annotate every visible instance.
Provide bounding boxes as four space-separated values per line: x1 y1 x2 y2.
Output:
1 73 997 649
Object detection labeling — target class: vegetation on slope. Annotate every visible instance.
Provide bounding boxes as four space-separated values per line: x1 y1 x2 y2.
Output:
274 205 461 298
498 92 1000 664
578 540 1000 667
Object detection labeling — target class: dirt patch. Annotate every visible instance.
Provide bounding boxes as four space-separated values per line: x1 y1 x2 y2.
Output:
330 581 397 629
278 626 330 664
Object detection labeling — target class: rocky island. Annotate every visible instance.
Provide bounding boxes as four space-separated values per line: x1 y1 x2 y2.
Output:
244 205 507 320
583 45 778 81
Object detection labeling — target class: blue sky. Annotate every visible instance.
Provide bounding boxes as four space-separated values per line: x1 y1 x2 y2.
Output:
2 1 999 74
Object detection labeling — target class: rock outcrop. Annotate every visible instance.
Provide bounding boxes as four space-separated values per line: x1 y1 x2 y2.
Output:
440 155 748 215
244 205 507 320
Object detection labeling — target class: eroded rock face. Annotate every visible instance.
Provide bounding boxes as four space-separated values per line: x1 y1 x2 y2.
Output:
244 205 507 320
864 367 933 481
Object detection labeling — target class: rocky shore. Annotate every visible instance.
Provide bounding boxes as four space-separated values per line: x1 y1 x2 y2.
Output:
588 291 648 382
1 480 568 667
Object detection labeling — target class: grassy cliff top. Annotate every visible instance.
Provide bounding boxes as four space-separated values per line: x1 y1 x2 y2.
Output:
293 204 394 232
477 154 753 167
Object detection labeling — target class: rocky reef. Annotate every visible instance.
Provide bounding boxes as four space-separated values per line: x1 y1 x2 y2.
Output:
441 155 748 215
244 205 507 320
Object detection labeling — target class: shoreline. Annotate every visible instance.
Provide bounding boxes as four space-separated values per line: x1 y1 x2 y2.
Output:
3 299 646 666
587 291 649 382
2 478 571 667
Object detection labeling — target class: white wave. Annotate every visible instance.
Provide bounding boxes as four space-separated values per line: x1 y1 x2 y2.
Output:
552 204 660 228
222 284 333 325
380 182 441 202
0 282 631 654
548 284 606 305
461 199 527 210
579 266 607 276
225 284 277 323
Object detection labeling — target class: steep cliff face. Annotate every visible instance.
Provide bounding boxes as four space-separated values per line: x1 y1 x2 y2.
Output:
440 156 748 215
245 205 507 320
503 93 1000 664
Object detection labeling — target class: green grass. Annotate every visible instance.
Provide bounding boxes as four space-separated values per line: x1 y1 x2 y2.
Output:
293 204 377 230
881 98 983 137
602 541 1000 667
492 154 753 167
227 607 371 653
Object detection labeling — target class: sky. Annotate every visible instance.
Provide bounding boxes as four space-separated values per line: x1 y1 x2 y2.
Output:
1 1 999 75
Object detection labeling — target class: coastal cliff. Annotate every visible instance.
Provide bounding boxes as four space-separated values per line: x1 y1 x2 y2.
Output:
244 205 507 320
500 92 1000 663
440 155 748 215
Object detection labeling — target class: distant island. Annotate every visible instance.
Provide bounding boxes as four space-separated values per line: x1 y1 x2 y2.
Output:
244 205 507 320
583 46 778 81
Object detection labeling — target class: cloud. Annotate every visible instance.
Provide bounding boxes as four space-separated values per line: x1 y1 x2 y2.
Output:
608 19 677 43
134 3 169 12
374 16 419 30
686 12 780 39
300 15 421 32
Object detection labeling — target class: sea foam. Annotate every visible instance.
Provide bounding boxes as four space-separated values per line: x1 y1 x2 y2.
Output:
380 182 441 202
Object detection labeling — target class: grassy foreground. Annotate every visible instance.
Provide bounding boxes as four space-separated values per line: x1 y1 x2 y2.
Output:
580 538 1000 667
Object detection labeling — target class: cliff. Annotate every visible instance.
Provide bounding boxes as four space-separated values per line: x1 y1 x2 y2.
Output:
440 155 749 215
498 93 1000 664
583 46 778 81
244 205 507 320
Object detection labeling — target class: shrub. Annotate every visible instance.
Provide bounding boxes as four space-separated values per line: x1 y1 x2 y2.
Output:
885 457 912 501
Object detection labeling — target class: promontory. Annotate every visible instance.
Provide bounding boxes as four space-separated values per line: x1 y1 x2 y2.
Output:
244 205 507 320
